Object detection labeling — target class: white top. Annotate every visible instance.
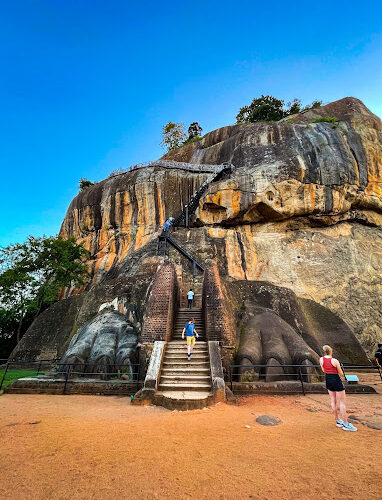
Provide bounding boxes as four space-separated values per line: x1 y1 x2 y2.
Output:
187 291 194 300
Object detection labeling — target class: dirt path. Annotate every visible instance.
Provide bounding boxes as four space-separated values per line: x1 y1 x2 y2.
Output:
1 393 381 499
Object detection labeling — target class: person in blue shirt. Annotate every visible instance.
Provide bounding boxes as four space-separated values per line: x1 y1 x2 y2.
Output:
162 217 175 236
182 319 199 360
187 288 194 309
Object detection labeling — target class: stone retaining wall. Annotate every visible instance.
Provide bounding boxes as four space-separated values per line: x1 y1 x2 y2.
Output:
202 265 235 344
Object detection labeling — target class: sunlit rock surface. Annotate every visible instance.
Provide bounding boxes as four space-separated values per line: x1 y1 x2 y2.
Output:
12 97 382 361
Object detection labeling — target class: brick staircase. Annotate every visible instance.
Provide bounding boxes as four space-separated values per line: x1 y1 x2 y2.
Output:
154 308 212 409
178 271 203 308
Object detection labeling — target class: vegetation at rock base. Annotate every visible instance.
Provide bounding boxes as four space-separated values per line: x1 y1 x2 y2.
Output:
236 95 323 123
0 236 89 357
79 178 94 191
160 121 187 151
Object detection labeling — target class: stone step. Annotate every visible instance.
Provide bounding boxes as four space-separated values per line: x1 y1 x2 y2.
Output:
161 375 211 382
155 391 210 400
161 368 210 375
162 361 210 368
172 335 206 342
166 349 208 354
174 326 204 330
174 327 204 331
166 344 208 351
172 330 205 340
166 346 208 352
168 341 207 345
175 319 203 323
176 319 203 322
178 307 203 314
165 350 208 356
175 324 203 327
164 350 208 361
176 308 204 319
159 382 211 391
167 340 207 346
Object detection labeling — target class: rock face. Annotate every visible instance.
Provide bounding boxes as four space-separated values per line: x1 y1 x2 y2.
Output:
12 97 382 363
59 309 138 377
60 168 212 284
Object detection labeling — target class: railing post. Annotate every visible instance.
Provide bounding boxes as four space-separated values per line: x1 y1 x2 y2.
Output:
185 206 189 228
36 360 42 376
377 366 382 382
193 260 196 277
0 362 9 391
298 367 306 396
230 367 233 393
63 365 71 395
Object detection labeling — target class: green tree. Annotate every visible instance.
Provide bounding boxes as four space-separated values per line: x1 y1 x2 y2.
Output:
160 122 187 151
0 236 89 345
236 95 286 123
79 178 94 191
236 95 323 123
309 100 323 109
286 98 302 115
188 122 203 139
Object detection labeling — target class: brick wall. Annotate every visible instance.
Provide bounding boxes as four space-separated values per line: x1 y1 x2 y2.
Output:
141 263 178 343
202 265 235 345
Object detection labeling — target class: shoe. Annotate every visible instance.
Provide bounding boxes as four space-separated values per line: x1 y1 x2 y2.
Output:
187 354 191 360
336 419 344 427
342 422 357 432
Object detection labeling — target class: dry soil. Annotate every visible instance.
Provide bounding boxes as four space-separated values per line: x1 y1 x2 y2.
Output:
0 393 381 499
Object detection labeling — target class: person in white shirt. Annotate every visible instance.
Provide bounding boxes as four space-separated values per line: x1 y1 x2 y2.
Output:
187 289 194 309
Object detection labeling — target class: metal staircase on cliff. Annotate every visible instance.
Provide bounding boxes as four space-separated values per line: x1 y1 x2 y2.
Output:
156 162 232 274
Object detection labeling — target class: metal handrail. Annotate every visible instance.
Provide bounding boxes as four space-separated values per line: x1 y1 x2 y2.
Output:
108 160 230 179
228 363 382 395
1 360 141 394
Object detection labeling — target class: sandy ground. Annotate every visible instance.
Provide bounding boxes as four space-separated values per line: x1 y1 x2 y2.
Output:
0 392 381 500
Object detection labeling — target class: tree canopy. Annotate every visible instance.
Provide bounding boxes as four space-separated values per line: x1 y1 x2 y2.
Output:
160 122 187 151
0 236 89 349
236 95 323 123
188 122 203 139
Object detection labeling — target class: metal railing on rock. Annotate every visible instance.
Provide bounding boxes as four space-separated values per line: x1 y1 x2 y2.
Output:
108 160 231 179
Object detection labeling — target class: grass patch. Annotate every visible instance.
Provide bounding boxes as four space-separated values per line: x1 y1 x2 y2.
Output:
181 136 203 147
0 369 44 389
312 116 338 128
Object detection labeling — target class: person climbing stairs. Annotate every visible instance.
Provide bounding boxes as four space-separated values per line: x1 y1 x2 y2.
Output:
156 308 211 400
156 162 232 262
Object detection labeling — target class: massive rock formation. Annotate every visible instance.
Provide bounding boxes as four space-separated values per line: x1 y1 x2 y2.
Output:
11 97 382 364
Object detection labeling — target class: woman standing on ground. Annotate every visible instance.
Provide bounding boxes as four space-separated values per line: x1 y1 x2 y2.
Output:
319 345 357 432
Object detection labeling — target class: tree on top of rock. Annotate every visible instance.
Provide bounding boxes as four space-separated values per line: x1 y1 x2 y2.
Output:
236 95 323 123
160 121 187 151
236 95 286 123
188 122 203 139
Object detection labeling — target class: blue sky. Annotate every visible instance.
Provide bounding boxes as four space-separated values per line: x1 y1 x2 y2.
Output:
1 0 381 246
